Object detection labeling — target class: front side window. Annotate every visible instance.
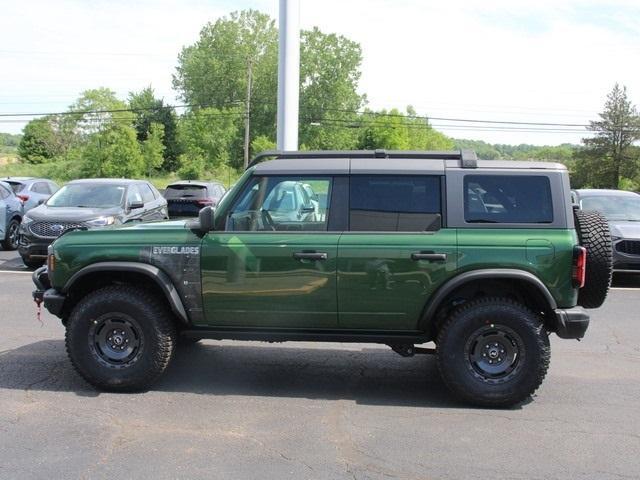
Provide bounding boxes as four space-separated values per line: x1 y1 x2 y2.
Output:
349 175 442 231
464 175 553 224
141 184 156 203
226 176 331 232
31 182 51 194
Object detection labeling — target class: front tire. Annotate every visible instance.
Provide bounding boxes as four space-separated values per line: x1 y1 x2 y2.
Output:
437 298 550 408
65 285 177 391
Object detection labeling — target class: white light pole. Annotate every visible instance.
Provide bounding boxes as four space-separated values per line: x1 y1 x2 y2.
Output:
276 0 300 151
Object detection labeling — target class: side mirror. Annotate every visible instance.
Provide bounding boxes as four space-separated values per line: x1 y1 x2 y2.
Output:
300 205 315 213
198 206 215 232
128 201 144 211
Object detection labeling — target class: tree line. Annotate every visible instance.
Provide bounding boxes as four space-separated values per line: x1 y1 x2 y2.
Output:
12 10 640 189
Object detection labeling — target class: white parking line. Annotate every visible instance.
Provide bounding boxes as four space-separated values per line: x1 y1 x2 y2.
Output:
0 270 32 274
610 287 639 291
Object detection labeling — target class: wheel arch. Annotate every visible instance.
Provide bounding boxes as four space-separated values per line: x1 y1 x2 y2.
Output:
421 269 557 338
62 262 189 324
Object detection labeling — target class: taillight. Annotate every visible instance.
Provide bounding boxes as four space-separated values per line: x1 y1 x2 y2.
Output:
197 199 214 206
572 246 587 288
17 194 29 203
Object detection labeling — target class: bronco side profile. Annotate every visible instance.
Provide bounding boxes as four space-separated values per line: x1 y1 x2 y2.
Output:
32 150 613 407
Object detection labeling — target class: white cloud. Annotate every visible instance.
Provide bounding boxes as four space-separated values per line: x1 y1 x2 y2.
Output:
1 0 639 145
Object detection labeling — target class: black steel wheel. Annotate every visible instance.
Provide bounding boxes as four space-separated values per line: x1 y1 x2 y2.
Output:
66 285 177 391
1 218 20 250
437 297 550 408
89 314 144 368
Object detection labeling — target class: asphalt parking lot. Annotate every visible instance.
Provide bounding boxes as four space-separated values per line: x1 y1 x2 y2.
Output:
1 248 639 479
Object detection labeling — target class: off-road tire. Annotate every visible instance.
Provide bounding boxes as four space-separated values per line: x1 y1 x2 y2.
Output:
574 209 612 309
21 256 45 269
437 298 550 408
1 218 20 250
65 285 177 391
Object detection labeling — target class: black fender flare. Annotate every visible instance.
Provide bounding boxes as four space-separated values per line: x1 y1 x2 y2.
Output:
420 268 558 330
63 262 189 324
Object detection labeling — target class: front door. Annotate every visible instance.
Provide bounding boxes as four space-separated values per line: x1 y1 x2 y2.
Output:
337 174 457 331
202 175 340 328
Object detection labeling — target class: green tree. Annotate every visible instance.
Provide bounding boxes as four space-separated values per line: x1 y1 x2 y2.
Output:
128 87 181 171
18 117 66 163
178 107 240 170
68 88 131 137
177 152 205 180
251 135 276 155
141 123 165 176
81 123 144 178
576 84 640 188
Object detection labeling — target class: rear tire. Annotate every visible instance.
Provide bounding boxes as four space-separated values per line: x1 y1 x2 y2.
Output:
437 298 550 408
65 285 177 391
1 218 20 250
574 209 612 309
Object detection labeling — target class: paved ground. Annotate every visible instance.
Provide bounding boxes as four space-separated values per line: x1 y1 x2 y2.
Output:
1 248 639 479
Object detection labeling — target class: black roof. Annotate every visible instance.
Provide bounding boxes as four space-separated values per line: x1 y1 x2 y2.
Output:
67 178 146 185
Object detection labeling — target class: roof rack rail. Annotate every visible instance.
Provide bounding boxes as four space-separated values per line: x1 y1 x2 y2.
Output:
247 149 477 169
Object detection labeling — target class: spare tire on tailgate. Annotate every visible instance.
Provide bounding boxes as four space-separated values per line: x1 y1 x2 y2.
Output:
574 209 612 308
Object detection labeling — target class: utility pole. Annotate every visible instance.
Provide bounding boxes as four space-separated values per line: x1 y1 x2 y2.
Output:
276 0 300 151
243 58 253 170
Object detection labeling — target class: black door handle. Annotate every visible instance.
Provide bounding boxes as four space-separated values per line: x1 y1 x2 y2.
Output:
293 251 328 261
411 252 447 262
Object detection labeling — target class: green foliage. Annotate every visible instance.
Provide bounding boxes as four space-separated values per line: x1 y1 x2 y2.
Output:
81 122 144 178
0 132 22 150
128 87 181 171
177 153 205 180
250 135 276 155
575 84 640 189
18 117 65 163
357 109 454 150
141 122 165 176
178 107 240 169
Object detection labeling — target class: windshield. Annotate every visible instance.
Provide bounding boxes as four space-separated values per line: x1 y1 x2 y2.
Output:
46 183 126 208
581 195 640 221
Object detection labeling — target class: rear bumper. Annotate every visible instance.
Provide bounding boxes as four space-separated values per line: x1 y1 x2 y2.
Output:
554 307 590 339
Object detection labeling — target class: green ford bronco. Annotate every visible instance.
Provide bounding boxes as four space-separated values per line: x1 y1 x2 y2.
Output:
32 150 613 407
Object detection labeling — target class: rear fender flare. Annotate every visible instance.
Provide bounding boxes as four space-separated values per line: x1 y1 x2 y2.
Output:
420 269 557 331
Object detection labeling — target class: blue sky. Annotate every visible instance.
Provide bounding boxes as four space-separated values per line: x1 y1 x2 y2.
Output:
1 0 639 145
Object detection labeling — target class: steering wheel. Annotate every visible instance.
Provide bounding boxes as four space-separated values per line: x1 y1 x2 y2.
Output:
261 209 276 231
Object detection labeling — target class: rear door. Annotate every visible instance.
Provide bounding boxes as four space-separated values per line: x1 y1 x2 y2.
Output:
201 174 340 328
337 173 457 331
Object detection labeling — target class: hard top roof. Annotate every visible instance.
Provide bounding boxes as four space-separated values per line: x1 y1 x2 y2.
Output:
575 189 639 197
251 150 566 175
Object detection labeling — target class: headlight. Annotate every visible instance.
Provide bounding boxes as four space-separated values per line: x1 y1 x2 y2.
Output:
21 215 33 225
611 236 621 242
86 216 116 227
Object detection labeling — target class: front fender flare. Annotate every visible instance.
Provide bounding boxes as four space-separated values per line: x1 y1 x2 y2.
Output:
63 262 189 324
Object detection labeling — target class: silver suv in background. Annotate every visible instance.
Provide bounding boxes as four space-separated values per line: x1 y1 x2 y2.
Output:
3 177 59 213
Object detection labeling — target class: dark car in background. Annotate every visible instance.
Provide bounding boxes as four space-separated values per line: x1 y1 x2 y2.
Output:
573 189 640 273
0 180 23 250
19 179 167 268
3 177 59 213
163 181 226 218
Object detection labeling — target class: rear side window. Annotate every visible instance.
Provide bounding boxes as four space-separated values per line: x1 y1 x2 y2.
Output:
164 185 207 200
141 184 156 203
349 175 442 231
464 175 553 224
31 182 51 194
0 184 10 199
6 181 24 193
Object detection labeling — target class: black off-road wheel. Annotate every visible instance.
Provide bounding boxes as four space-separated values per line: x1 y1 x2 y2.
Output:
437 298 550 408
1 218 20 250
65 285 177 391
574 209 612 309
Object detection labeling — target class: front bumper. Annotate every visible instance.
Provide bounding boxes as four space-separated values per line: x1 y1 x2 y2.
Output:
554 307 590 339
32 267 66 318
19 232 54 260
